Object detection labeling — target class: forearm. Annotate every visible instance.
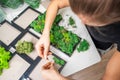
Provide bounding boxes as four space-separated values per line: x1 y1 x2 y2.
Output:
59 76 71 80
43 0 69 35
53 71 71 80
57 73 73 80
43 0 58 35
103 50 120 80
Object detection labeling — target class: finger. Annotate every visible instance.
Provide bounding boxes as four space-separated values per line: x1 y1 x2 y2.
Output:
50 62 54 69
43 62 51 68
40 46 44 58
48 52 52 55
50 62 54 66
44 46 49 60
36 44 44 58
46 52 52 60
35 44 44 58
44 62 51 69
38 47 44 58
42 62 52 70
50 62 58 71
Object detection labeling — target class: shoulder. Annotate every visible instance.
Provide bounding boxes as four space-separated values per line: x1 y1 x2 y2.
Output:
94 21 120 31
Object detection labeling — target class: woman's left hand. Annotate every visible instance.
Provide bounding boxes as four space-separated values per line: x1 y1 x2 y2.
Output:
41 62 65 80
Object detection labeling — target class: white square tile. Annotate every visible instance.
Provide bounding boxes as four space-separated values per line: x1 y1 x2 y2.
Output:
0 54 30 80
0 22 21 45
14 8 39 29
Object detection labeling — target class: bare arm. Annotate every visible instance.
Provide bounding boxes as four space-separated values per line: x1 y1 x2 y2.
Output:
35 0 70 59
103 50 120 80
43 0 70 35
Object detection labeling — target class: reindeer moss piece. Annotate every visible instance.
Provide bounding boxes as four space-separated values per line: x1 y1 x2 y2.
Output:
77 39 89 52
16 41 34 54
53 57 65 66
0 46 11 75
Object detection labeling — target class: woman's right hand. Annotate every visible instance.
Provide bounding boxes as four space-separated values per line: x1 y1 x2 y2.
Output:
35 33 51 59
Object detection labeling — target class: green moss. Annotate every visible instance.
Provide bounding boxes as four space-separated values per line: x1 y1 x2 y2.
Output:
69 17 75 25
0 0 41 9
24 0 40 8
0 0 23 9
0 46 11 75
53 57 65 66
0 67 2 75
54 14 62 24
77 39 90 52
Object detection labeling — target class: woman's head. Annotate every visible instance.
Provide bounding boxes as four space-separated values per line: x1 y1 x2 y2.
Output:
69 0 120 26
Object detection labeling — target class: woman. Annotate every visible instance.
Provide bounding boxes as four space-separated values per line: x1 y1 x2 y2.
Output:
36 0 120 80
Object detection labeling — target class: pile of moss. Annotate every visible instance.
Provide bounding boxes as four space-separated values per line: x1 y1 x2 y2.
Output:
0 0 23 9
77 39 89 52
0 46 11 75
16 41 34 54
24 0 40 8
53 56 65 66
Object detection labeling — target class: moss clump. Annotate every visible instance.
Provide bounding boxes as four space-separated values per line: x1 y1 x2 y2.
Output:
16 41 34 54
53 57 65 66
77 39 89 52
0 46 11 75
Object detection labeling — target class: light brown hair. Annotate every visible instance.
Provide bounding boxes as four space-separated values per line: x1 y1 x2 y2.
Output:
69 0 120 25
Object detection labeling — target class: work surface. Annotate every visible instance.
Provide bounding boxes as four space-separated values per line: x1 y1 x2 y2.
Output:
0 1 101 80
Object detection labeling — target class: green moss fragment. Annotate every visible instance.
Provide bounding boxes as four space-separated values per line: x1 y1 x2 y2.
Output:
53 56 65 66
24 0 41 8
69 17 75 25
77 39 90 52
0 46 11 75
60 60 65 66
0 0 23 9
16 41 34 54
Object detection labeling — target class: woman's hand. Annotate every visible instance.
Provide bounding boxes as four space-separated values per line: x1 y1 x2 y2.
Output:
41 62 67 80
35 33 51 59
